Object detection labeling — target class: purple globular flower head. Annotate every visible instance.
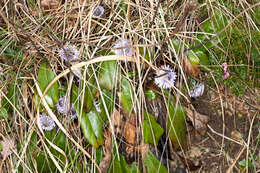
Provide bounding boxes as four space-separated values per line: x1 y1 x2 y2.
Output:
189 83 205 98
38 114 55 131
59 45 79 62
154 65 177 89
56 97 67 114
56 97 78 119
59 45 82 79
92 5 104 18
112 39 132 57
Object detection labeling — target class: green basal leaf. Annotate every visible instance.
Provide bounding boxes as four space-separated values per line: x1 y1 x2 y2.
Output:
139 47 153 61
2 81 16 112
143 112 164 146
87 110 104 145
32 93 44 112
196 9 230 51
23 132 57 172
38 62 59 107
71 83 79 103
0 107 8 119
99 61 120 90
166 101 187 150
108 153 140 173
239 159 254 168
95 148 103 164
72 82 95 113
188 51 200 65
99 89 115 121
145 151 168 173
145 90 159 100
50 132 69 165
79 110 98 148
83 66 98 111
189 49 210 72
53 132 67 152
171 39 181 50
78 107 103 148
171 38 210 71
36 151 58 172
118 77 134 115
130 163 141 173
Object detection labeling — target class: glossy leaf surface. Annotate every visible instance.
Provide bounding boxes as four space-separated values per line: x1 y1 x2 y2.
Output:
78 109 103 148
108 153 140 173
143 112 164 146
145 151 168 173
99 61 120 90
166 101 187 150
38 62 59 107
118 77 134 114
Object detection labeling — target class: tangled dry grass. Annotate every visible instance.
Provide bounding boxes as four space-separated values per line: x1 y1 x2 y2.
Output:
0 0 259 172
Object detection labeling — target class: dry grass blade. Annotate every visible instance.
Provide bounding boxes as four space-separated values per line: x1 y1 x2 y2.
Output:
0 0 259 172
34 78 101 172
42 55 136 100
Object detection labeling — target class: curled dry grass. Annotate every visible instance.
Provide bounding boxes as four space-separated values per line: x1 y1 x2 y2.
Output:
0 0 259 172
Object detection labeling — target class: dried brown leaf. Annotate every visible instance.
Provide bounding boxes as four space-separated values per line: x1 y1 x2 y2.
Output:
1 137 16 160
231 130 243 143
185 107 210 136
124 121 136 145
183 57 200 77
110 109 122 135
99 132 112 173
41 0 60 10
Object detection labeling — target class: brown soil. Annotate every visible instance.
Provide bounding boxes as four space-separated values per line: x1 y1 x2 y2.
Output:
183 85 260 173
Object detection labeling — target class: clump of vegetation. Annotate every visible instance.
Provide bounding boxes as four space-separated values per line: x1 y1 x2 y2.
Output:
0 0 259 172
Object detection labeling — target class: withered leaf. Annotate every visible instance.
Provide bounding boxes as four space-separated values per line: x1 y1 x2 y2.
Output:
185 107 210 136
1 137 16 160
110 109 122 135
99 132 112 173
41 0 60 10
123 121 136 145
183 57 201 77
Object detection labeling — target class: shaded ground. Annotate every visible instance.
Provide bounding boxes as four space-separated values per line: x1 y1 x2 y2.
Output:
182 85 260 172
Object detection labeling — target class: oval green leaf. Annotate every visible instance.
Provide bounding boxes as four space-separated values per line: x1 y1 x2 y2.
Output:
0 107 8 119
98 61 120 90
145 90 159 100
99 89 115 121
37 62 59 107
166 101 187 150
118 77 134 115
78 108 103 148
145 151 168 173
143 112 164 146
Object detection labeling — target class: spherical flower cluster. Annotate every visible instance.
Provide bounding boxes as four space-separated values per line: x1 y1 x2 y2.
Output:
154 65 177 89
38 114 55 131
59 45 79 62
92 5 104 18
112 39 132 57
189 83 205 98
56 97 78 119
58 45 82 78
